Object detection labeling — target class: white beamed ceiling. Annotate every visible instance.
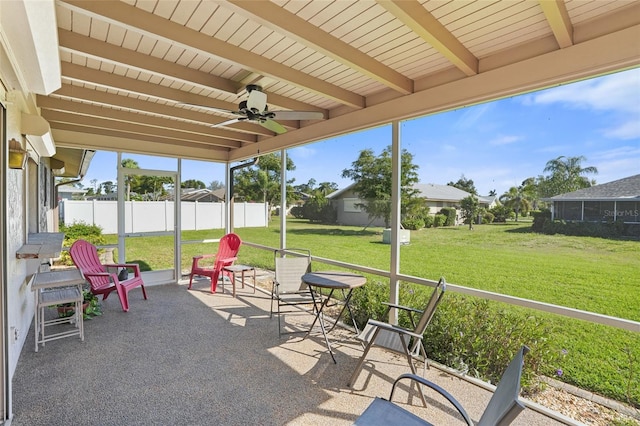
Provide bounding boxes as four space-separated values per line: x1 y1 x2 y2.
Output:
39 0 640 163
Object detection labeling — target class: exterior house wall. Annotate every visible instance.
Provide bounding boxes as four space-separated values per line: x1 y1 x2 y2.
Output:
1 2 63 418
330 188 386 227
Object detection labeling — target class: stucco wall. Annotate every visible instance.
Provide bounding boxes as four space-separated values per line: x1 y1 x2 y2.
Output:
5 97 37 380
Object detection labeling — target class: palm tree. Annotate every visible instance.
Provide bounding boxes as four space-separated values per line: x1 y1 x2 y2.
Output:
499 185 533 221
541 155 598 196
121 158 140 201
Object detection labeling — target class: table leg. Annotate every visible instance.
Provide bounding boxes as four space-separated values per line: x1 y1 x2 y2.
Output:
326 289 359 335
306 288 337 364
232 272 236 297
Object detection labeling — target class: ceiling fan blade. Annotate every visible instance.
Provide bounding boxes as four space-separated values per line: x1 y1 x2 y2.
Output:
260 119 287 134
212 118 243 128
270 111 324 121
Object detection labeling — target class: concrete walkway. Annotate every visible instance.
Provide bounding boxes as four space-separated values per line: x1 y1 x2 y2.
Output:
11 277 569 425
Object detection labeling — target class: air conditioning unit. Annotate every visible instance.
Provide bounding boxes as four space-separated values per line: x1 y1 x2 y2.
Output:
382 229 410 245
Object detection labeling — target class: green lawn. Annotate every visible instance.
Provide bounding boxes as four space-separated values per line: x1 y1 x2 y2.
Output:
105 219 639 406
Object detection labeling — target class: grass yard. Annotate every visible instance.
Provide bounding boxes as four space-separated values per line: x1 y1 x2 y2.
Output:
105 219 639 406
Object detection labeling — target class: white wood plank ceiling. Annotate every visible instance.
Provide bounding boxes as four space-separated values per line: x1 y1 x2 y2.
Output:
41 0 640 163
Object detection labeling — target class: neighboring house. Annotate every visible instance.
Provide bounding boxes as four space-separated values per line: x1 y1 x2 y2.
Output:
327 183 495 227
57 184 87 201
327 184 386 227
544 174 640 223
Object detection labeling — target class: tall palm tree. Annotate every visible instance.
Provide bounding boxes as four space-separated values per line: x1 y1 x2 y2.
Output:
542 155 598 196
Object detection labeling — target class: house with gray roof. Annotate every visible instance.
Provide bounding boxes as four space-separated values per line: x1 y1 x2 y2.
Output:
544 174 640 223
327 183 496 227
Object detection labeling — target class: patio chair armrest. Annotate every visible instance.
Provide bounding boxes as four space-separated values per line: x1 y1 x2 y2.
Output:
381 302 423 315
218 256 237 263
82 271 120 285
193 254 215 260
104 263 141 276
390 373 473 426
367 319 424 340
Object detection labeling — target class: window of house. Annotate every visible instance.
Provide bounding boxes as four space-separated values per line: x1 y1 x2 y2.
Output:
343 198 363 212
616 201 640 223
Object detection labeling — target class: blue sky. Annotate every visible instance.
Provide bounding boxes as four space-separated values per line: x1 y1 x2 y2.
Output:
81 67 639 196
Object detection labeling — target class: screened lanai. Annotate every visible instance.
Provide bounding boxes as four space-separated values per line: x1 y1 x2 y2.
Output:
1 0 640 423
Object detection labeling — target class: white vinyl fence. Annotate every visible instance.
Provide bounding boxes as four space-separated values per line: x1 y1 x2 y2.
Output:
60 200 268 234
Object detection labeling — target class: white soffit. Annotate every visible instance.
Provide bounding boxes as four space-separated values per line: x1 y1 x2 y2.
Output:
0 0 61 94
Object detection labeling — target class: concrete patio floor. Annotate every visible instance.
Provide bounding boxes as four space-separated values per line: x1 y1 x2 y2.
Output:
10 276 571 425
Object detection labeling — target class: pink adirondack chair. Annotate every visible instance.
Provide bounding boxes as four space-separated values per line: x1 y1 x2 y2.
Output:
69 239 148 312
188 233 242 293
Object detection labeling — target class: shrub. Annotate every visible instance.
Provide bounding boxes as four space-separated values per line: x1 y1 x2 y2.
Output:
482 212 495 224
401 216 425 230
439 208 457 226
491 205 512 222
423 214 434 228
349 281 558 393
424 294 558 392
433 214 446 227
58 222 106 266
290 205 304 219
532 209 551 232
301 196 337 224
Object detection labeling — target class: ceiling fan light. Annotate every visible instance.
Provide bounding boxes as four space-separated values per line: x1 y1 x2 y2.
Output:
247 89 267 112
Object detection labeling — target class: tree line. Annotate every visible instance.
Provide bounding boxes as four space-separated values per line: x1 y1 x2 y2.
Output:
61 151 598 229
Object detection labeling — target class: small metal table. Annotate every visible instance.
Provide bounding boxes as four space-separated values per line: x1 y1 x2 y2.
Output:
32 269 85 352
302 271 366 363
222 264 256 297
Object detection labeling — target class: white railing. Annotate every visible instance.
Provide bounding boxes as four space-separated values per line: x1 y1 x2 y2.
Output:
244 241 640 333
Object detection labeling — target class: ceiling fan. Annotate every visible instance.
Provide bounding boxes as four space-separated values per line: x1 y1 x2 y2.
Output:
193 85 324 134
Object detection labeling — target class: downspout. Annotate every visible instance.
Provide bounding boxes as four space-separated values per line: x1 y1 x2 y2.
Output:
228 157 259 232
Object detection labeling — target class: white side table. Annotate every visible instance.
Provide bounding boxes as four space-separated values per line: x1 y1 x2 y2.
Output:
32 269 85 352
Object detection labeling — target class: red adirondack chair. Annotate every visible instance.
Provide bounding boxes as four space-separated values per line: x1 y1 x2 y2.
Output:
188 233 242 293
69 239 148 312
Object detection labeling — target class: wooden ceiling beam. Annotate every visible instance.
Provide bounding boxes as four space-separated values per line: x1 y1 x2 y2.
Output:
539 0 574 48
224 0 413 95
42 109 242 149
378 0 478 76
37 96 256 143
52 127 230 162
60 0 365 108
49 84 275 137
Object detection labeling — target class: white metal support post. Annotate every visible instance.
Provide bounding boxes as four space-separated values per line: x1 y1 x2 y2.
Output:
116 152 125 263
280 149 286 250
389 121 401 325
175 159 182 280
225 162 231 234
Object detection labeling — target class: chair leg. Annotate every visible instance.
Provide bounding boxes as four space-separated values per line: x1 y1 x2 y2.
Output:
348 328 380 387
211 270 220 293
115 284 129 312
188 273 194 289
399 335 428 408
140 284 148 300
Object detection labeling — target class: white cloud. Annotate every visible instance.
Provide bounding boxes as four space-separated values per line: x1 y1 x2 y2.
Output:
532 68 640 113
603 120 640 140
455 102 493 129
489 135 522 146
290 145 316 159
529 68 640 142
